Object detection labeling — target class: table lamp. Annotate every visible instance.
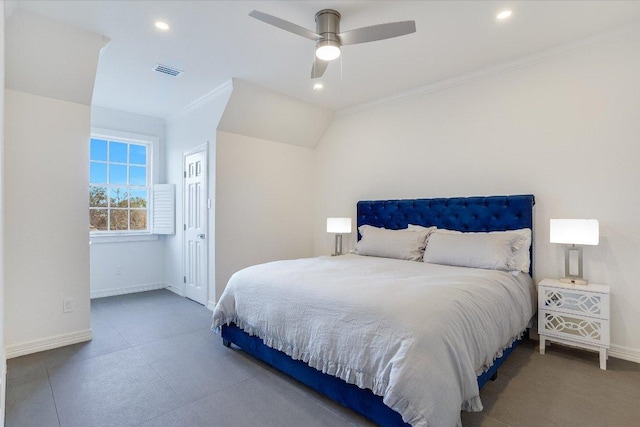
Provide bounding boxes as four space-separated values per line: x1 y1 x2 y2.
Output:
327 217 352 256
550 219 599 285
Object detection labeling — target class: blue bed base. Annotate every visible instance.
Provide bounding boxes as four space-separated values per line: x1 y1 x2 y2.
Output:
222 323 523 426
221 194 535 426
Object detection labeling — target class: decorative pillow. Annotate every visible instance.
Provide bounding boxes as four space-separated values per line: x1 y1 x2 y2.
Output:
356 225 430 261
428 228 531 273
423 232 519 271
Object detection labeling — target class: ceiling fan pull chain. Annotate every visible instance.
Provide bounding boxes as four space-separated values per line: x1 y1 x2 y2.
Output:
340 55 343 92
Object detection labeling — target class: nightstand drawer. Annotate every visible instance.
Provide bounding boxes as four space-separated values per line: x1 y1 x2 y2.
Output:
538 285 609 320
539 309 610 347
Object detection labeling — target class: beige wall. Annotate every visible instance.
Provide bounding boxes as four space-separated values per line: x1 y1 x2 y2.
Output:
165 84 233 308
4 90 92 352
314 36 640 359
0 4 6 421
89 107 167 298
215 131 315 301
3 2 104 359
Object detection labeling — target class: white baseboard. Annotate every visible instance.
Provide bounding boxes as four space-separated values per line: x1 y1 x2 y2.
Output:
530 336 640 365
90 282 167 299
207 300 216 312
6 329 93 359
167 284 184 297
609 344 640 364
0 353 5 426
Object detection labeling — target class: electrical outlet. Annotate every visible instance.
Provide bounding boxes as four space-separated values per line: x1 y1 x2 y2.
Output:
115 265 122 275
63 299 73 313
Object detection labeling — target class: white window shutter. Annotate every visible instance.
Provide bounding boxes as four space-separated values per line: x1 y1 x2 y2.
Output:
152 184 175 234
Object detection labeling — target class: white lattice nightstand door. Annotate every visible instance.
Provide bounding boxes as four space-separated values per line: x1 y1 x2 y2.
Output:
538 278 610 370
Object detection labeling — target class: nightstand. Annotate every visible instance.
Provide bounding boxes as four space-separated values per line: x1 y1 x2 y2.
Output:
538 278 610 370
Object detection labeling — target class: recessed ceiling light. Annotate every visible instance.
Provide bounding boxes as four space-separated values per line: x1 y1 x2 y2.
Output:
155 21 170 31
313 83 324 91
496 10 512 20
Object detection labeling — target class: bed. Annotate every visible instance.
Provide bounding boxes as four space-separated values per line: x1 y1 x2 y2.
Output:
213 194 535 426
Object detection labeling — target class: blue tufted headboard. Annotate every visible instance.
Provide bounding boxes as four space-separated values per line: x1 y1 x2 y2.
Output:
357 194 535 275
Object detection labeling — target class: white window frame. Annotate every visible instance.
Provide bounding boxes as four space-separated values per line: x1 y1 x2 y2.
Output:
89 128 159 244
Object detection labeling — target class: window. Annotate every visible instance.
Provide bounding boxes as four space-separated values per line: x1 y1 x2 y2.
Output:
89 134 151 234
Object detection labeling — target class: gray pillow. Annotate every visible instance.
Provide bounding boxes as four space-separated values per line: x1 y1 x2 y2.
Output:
356 225 433 261
423 232 519 271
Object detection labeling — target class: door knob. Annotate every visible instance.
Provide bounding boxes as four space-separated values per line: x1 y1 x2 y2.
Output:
198 234 205 239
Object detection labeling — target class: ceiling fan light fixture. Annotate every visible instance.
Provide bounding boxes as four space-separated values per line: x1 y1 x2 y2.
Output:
316 40 341 61
155 21 170 31
496 10 512 20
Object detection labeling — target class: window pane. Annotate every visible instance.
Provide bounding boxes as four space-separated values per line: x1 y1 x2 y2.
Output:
130 189 148 208
89 135 153 235
109 141 127 163
129 166 146 185
130 209 148 231
130 144 147 165
110 187 129 208
90 162 107 184
110 164 127 184
110 209 129 231
89 186 108 207
90 139 108 161
90 209 108 231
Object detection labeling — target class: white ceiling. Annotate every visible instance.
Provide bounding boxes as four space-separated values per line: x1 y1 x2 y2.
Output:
11 1 640 119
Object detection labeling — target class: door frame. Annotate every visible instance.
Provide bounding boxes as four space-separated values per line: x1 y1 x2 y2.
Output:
182 143 209 304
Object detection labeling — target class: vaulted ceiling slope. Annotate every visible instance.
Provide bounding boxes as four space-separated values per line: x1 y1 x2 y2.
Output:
11 1 640 119
5 8 108 105
219 79 333 149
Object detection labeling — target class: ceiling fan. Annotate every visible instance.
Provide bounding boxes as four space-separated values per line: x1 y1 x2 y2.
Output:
249 9 416 79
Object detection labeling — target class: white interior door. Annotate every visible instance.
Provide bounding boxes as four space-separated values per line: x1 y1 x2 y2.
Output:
183 147 207 305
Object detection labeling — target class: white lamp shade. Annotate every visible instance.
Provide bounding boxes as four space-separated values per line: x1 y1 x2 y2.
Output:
550 219 599 245
327 217 352 234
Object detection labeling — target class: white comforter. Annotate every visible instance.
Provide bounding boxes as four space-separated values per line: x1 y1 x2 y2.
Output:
212 255 535 427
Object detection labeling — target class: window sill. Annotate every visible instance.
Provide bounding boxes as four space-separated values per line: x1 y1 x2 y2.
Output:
90 233 160 244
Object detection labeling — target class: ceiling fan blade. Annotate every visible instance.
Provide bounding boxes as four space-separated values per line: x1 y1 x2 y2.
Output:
338 21 416 45
249 10 320 41
311 57 329 79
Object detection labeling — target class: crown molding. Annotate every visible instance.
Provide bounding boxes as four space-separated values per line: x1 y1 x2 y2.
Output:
170 79 234 120
337 21 640 118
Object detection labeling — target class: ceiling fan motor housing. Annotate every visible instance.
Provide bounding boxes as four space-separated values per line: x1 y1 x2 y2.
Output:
315 9 341 50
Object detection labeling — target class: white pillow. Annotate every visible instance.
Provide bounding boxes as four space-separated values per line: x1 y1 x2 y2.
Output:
429 228 531 273
502 228 531 273
356 225 430 261
423 232 519 271
407 224 437 234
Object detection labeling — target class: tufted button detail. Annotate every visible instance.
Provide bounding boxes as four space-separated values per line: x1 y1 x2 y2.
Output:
356 195 534 271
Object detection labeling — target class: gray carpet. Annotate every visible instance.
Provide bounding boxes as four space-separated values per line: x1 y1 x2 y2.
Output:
6 289 640 426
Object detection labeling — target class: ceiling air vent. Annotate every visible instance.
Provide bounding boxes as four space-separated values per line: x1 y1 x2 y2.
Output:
153 64 183 77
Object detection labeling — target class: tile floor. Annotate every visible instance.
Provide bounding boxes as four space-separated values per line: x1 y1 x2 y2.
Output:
6 290 371 427
6 289 640 426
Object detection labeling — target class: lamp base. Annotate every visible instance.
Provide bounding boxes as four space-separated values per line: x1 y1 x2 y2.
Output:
332 234 343 256
559 277 588 286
